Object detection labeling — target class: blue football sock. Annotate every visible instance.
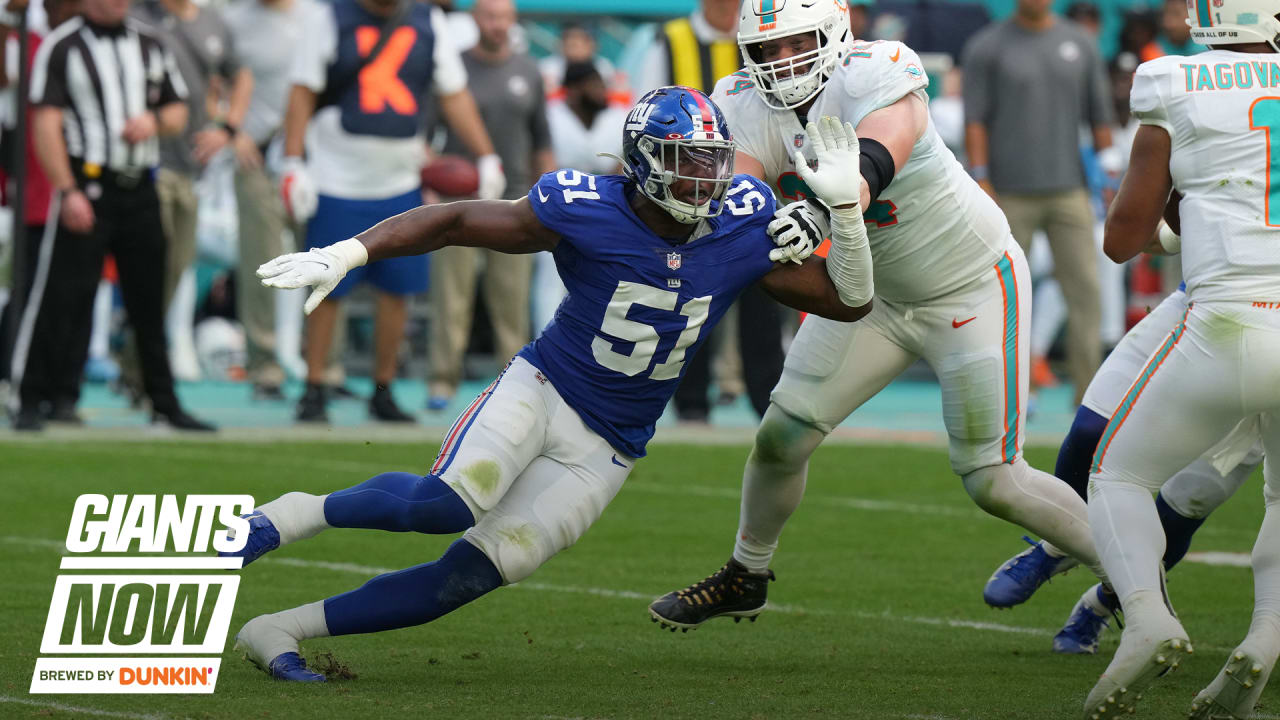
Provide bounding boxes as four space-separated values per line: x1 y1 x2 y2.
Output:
323 539 502 636
324 472 475 534
1156 492 1205 570
1054 406 1111 502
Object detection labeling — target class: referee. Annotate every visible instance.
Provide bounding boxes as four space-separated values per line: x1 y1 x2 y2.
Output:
14 0 213 431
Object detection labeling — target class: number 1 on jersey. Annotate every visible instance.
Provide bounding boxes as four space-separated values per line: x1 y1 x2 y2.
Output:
1249 97 1280 227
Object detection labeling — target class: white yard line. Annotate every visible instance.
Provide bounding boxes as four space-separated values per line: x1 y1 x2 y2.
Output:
1185 551 1252 568
0 696 174 720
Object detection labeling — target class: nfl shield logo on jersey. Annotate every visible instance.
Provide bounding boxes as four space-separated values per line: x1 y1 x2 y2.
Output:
667 252 682 270
794 134 805 148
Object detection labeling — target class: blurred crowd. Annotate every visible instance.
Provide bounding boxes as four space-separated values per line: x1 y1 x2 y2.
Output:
0 0 1197 430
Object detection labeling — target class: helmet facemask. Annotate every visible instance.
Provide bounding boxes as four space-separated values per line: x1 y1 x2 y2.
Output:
634 136 736 224
743 27 841 110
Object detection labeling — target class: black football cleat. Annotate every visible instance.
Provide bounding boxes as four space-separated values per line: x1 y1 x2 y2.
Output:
296 384 329 423
648 558 774 631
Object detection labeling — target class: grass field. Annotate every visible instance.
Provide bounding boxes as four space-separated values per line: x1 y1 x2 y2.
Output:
1 439 1272 720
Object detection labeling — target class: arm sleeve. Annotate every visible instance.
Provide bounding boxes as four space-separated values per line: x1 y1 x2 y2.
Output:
1131 60 1172 134
528 67 552 152
960 35 991 126
1085 40 1113 128
216 19 240 79
157 44 189 106
711 74 769 168
733 175 782 279
527 171 577 246
839 42 929 125
288 2 336 93
29 37 69 107
431 7 467 96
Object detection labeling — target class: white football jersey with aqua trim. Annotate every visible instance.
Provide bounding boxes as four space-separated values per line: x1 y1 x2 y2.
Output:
712 39 1011 303
1132 52 1280 303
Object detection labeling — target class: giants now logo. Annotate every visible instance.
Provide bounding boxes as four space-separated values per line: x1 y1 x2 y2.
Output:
30 495 253 694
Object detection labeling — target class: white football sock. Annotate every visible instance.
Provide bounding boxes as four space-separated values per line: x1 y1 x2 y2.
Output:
1089 479 1164 605
258 492 331 546
732 406 825 573
241 601 331 663
1247 486 1280 660
962 459 1106 582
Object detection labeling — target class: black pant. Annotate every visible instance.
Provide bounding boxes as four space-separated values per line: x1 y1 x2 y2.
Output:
14 168 178 414
674 283 785 419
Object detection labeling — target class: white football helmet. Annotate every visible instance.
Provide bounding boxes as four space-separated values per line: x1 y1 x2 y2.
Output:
738 0 851 110
1187 0 1280 50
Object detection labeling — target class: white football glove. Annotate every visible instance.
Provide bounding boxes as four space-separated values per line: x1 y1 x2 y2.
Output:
768 200 828 264
280 156 318 223
257 238 368 315
793 116 864 209
476 153 506 200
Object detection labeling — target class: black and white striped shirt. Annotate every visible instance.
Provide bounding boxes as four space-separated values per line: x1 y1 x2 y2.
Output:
29 16 188 172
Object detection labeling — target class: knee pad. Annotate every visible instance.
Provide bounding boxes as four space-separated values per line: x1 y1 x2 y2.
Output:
751 404 826 469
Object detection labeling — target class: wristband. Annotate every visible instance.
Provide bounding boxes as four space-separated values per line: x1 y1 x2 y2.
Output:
328 238 369 271
969 165 989 182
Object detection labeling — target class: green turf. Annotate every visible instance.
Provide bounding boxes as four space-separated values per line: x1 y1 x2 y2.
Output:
0 440 1270 719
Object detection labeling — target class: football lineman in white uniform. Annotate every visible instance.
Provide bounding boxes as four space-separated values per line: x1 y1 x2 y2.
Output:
650 0 1108 630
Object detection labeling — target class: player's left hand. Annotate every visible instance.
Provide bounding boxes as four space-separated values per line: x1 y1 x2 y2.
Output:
476 154 506 200
768 200 827 264
257 239 368 314
794 116 863 209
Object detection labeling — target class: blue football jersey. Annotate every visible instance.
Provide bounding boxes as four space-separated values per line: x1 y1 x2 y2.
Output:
519 170 778 458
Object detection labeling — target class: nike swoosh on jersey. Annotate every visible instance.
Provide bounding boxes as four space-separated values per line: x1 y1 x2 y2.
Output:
537 186 550 203
889 47 901 63
611 455 628 468
952 316 977 328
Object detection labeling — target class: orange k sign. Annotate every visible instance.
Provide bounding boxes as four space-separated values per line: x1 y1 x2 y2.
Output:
355 26 418 115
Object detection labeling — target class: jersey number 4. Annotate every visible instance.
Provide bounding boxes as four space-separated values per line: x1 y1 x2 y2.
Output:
593 282 711 380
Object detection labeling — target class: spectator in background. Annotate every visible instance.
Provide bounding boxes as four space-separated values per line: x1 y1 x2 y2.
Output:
22 0 213 431
0 0 80 417
633 0 738 94
283 0 501 424
130 0 250 379
1064 1 1100 37
1159 0 1196 55
1118 9 1162 62
426 0 552 411
532 59 625 332
223 0 312 400
848 0 871 39
963 0 1111 406
539 22 616 102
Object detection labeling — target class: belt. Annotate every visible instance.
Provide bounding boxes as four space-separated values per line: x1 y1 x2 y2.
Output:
76 161 151 190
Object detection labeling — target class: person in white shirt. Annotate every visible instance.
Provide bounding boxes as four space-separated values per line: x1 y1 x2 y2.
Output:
280 0 501 424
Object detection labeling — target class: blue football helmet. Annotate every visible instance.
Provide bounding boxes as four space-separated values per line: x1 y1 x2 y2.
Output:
619 86 736 224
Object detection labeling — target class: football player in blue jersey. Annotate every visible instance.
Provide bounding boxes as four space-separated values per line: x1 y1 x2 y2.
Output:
225 86 875 681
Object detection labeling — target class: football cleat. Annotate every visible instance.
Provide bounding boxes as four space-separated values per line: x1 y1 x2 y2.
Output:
648 558 774 631
235 615 324 683
1188 644 1273 719
983 536 1079 608
219 512 280 567
1054 584 1122 655
1083 611 1191 719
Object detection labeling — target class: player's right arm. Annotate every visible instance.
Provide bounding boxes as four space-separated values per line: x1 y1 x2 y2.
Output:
258 198 559 313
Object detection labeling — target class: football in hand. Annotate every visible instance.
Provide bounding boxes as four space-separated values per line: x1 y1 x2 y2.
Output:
421 155 480 198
